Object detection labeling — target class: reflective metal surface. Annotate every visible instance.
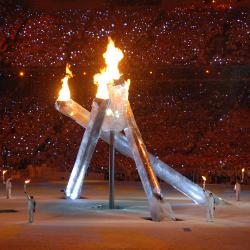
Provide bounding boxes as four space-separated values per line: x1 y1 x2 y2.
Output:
55 99 224 205
125 104 170 221
64 99 109 199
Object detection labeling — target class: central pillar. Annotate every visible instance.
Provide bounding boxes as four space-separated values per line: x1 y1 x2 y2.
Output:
109 130 115 209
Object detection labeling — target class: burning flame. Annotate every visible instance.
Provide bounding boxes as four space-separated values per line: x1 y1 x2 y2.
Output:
19 71 25 77
58 64 73 101
94 38 125 99
3 170 7 174
242 168 245 173
202 176 206 181
25 179 31 184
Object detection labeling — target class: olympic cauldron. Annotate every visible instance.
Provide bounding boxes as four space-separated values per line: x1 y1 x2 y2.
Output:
55 38 220 221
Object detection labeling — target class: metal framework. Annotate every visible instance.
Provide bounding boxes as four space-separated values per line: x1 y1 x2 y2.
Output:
55 98 225 220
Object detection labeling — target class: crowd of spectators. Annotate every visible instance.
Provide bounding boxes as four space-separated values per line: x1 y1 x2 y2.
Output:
0 1 249 68
0 1 249 184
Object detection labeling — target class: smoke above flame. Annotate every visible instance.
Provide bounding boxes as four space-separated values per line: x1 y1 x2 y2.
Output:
94 38 124 99
58 64 73 101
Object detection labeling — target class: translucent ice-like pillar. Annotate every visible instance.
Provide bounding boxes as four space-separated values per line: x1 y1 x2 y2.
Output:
55 99 224 205
125 104 174 221
64 99 110 199
125 104 163 200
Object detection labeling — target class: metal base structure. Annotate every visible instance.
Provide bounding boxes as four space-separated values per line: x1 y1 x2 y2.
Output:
55 99 225 205
65 99 110 199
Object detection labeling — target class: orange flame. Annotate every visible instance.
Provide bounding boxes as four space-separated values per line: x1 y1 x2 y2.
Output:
25 179 31 184
3 170 7 175
58 64 73 101
242 168 245 173
202 176 206 181
94 38 125 99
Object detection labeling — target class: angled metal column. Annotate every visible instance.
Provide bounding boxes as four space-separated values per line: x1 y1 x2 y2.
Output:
125 104 163 200
55 99 224 205
125 104 174 221
63 99 110 199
